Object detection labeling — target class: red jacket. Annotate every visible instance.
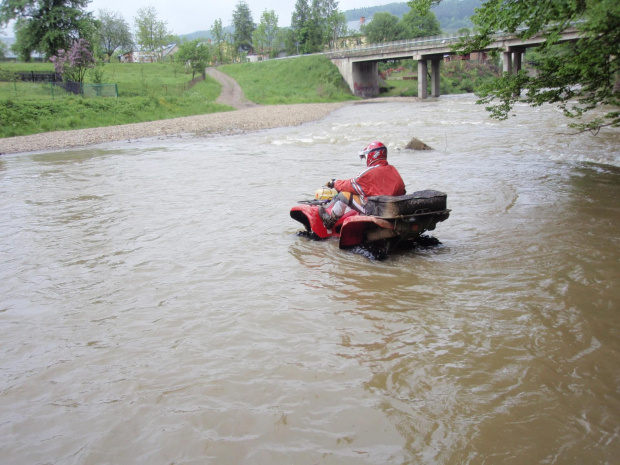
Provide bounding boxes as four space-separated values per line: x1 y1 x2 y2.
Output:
334 160 406 200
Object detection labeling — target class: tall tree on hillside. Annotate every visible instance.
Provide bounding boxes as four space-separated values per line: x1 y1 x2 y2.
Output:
96 9 133 60
134 6 171 58
305 0 325 53
410 0 620 132
400 1 441 38
0 0 96 60
291 0 345 53
252 10 279 57
362 12 407 43
291 0 310 54
232 0 254 55
324 0 347 48
210 18 226 64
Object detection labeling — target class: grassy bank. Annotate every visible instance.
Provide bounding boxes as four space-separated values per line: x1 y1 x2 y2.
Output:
219 55 357 105
0 62 231 138
0 84 232 138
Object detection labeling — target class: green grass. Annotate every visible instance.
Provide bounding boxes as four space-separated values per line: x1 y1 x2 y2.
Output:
0 80 232 138
0 62 232 137
0 61 214 98
219 55 357 104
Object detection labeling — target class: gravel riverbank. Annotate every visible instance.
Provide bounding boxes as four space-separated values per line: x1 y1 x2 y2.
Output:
0 103 350 155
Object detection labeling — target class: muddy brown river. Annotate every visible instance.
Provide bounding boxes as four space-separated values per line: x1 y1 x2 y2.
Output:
1 96 619 464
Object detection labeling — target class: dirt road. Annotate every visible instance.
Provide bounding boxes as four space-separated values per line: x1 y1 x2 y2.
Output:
205 67 258 109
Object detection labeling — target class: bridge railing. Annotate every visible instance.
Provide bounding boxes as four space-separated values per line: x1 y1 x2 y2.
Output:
324 24 581 58
324 32 467 58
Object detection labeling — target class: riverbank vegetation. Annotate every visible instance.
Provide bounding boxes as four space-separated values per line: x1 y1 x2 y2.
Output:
219 55 356 104
0 61 231 138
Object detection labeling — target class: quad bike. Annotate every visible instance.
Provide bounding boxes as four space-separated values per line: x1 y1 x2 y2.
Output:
290 187 450 256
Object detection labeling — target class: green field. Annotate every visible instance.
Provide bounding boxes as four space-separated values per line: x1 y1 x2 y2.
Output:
0 61 232 138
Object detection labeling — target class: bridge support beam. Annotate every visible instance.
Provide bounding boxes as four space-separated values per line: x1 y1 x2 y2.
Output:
503 51 512 74
417 57 441 99
513 48 523 73
417 60 428 99
431 59 441 97
503 48 524 74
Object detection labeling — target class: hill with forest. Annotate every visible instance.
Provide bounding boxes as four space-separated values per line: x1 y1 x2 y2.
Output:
182 0 481 41
346 0 482 32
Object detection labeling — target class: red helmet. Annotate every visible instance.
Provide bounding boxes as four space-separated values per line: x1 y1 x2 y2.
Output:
359 141 387 167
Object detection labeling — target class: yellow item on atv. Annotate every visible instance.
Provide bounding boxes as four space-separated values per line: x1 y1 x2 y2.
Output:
314 187 338 201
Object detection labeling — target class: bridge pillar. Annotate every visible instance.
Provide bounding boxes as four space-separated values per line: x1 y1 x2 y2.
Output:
503 49 524 74
417 57 441 99
503 51 512 74
512 48 523 73
431 59 441 97
418 60 428 99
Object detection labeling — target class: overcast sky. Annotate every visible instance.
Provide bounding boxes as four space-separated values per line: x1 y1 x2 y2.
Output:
1 1 389 38
84 0 387 35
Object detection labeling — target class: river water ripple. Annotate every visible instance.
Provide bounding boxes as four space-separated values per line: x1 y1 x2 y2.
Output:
1 95 619 464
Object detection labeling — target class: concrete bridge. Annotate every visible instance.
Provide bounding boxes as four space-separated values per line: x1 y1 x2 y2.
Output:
327 28 581 98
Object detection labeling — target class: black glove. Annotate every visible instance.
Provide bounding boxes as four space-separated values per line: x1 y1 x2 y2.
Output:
326 179 335 188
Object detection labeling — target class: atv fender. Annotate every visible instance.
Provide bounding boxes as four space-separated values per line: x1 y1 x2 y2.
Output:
290 205 331 238
339 216 396 248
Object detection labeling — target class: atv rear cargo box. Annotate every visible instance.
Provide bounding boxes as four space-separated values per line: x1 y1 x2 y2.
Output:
366 190 447 218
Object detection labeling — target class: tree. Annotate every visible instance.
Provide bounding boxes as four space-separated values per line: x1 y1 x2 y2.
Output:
306 0 326 53
291 0 345 53
361 12 406 43
291 0 310 54
282 27 300 56
411 0 620 132
49 38 95 84
211 18 226 64
0 0 96 60
96 9 133 60
232 0 254 55
400 2 442 38
175 39 211 78
326 10 348 49
134 6 171 58
252 10 279 57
